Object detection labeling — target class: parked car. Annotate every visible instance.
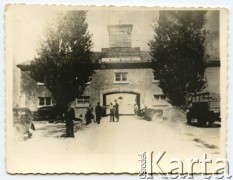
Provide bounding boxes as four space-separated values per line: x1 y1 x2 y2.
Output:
13 107 35 140
186 92 220 127
35 106 63 123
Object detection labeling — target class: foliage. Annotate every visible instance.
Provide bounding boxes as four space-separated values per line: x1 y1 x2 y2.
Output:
149 11 207 107
29 11 94 109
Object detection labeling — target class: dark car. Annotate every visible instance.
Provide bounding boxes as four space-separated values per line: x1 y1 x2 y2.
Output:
186 92 220 127
35 106 63 123
13 107 35 140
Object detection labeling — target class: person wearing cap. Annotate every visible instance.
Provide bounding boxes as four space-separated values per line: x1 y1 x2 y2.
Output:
95 102 102 124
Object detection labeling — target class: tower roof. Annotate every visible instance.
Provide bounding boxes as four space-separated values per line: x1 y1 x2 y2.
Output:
107 24 133 30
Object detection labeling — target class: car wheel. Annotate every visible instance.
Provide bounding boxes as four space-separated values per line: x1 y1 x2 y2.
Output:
208 119 215 127
28 132 32 138
187 117 192 124
186 114 192 124
197 118 206 127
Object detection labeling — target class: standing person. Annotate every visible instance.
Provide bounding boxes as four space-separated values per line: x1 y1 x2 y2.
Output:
90 104 96 123
85 107 92 125
114 99 119 122
109 102 115 122
86 103 94 124
64 103 75 138
134 103 139 116
95 102 102 124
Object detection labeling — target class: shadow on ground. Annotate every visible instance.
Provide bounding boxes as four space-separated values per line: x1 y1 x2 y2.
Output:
35 122 88 138
193 138 219 150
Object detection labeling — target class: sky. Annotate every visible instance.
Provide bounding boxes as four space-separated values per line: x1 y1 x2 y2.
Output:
5 5 219 65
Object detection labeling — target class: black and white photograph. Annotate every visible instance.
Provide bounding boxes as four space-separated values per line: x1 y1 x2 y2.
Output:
5 5 228 175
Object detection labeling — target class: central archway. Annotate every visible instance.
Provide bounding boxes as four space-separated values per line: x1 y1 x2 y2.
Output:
103 92 140 115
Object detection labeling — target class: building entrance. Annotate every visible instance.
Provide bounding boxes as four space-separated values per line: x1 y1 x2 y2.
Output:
103 92 140 115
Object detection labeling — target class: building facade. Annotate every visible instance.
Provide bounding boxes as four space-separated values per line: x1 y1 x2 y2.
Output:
16 24 220 118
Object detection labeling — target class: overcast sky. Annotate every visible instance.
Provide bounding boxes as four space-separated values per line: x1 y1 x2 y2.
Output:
5 5 219 65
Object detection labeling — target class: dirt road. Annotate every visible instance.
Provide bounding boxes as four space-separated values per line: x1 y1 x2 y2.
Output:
7 116 222 173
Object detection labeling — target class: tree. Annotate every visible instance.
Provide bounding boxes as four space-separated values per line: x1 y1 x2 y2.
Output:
149 11 207 107
29 11 94 110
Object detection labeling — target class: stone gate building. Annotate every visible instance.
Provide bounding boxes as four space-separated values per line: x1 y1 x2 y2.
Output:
16 24 220 118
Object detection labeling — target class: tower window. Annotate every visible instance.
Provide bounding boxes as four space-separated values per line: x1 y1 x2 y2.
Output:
114 72 128 83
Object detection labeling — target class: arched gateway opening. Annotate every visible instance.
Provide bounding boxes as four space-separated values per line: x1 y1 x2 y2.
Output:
103 92 140 115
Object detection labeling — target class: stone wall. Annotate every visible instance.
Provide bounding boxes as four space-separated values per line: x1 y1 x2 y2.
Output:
16 66 219 119
19 71 52 111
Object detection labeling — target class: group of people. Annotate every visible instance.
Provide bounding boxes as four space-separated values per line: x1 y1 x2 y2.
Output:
64 100 120 138
85 102 102 125
64 102 102 138
109 99 119 122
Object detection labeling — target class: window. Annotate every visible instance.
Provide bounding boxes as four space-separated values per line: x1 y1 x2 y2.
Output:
38 97 53 106
45 97 51 105
153 72 159 83
111 27 129 35
114 72 128 83
76 96 90 106
37 82 45 86
153 95 167 105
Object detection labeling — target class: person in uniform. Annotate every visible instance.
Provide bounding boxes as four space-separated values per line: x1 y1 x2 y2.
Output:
95 102 102 124
85 104 94 125
109 102 115 122
114 99 119 122
64 103 75 137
